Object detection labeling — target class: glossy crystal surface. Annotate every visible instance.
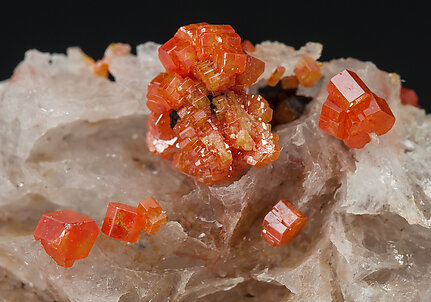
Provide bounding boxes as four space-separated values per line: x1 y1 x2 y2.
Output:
101 202 145 242
319 69 396 148
33 210 99 267
261 200 307 247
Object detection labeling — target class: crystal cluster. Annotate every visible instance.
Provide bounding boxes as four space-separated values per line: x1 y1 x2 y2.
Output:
146 23 279 184
319 69 396 148
101 198 166 242
1 37 431 302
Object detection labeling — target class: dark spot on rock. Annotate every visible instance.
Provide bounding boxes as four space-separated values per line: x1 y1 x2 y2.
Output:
107 72 115 82
259 84 312 126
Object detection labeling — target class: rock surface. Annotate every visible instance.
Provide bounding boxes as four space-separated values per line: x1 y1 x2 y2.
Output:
0 41 430 301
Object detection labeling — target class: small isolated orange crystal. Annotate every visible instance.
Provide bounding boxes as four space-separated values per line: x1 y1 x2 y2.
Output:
267 66 286 87
294 56 322 87
146 23 280 185
101 202 145 242
261 200 307 247
319 69 396 149
137 197 167 235
400 86 420 108
33 210 99 267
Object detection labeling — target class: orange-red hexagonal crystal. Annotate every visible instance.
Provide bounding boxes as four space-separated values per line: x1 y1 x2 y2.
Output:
261 200 307 247
147 23 279 185
319 69 396 149
101 202 145 243
400 86 420 108
294 56 322 87
267 66 286 87
33 210 99 267
137 197 167 235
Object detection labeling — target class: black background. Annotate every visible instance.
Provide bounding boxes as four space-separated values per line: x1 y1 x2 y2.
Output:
1 2 430 111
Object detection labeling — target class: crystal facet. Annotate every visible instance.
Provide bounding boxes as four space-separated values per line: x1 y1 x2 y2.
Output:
261 200 307 247
101 202 145 243
33 210 99 267
319 69 396 149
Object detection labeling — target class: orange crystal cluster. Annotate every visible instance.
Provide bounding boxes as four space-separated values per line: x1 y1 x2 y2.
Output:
146 23 280 184
319 69 396 149
101 198 166 242
33 210 99 267
261 200 307 247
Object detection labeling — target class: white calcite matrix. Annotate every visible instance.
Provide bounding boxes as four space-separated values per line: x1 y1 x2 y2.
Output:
0 41 430 302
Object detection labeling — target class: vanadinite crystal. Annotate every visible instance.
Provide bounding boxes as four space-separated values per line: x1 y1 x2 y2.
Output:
146 23 279 184
261 200 307 247
267 66 286 87
101 202 145 242
400 86 420 108
33 210 99 267
137 197 167 235
294 56 322 87
319 69 396 149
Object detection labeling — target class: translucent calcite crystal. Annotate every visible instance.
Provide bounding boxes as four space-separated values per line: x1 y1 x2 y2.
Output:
33 210 99 267
319 69 396 148
147 23 279 184
1 38 431 302
101 202 145 242
261 200 307 246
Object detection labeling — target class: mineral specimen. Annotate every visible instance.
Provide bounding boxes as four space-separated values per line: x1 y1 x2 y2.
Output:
33 210 99 267
146 23 280 184
137 197 167 235
319 69 396 149
101 202 145 242
1 34 431 301
261 200 307 247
